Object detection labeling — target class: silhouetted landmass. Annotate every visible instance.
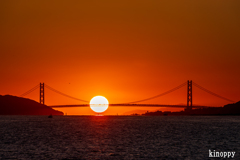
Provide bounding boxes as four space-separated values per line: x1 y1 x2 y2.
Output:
143 101 240 116
0 95 63 115
123 109 148 115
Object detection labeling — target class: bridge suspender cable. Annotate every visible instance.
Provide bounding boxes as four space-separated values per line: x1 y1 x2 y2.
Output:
192 82 235 103
122 82 188 104
20 81 235 104
20 84 89 103
44 84 89 103
20 84 40 97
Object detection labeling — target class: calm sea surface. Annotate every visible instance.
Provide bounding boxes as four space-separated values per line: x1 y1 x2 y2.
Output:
0 116 239 160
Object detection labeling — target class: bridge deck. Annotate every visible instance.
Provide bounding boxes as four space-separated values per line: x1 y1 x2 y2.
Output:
50 104 210 108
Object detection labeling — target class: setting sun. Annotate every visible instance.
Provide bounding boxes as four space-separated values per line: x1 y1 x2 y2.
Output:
90 96 109 113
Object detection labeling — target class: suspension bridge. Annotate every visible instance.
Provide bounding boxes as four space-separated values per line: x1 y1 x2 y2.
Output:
20 80 235 111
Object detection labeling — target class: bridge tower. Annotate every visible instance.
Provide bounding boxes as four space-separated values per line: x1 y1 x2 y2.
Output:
40 83 44 105
187 80 192 111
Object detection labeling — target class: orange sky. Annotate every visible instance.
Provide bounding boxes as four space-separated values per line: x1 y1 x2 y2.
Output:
1 0 240 115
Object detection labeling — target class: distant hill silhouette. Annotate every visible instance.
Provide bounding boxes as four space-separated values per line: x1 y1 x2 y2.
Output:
0 95 63 115
189 101 240 115
123 109 148 115
143 101 240 116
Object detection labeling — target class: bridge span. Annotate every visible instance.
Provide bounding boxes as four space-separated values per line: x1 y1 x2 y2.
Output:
50 104 209 108
21 80 234 111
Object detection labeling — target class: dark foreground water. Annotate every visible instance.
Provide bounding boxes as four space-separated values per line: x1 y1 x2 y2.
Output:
0 116 239 160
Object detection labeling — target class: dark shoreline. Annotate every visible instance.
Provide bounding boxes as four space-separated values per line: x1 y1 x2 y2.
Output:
0 95 63 115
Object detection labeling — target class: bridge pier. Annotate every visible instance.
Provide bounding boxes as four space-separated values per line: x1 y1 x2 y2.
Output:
186 80 192 111
40 83 44 104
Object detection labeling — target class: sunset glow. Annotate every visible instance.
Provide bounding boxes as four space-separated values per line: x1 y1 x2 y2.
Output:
0 0 239 115
0 1 239 159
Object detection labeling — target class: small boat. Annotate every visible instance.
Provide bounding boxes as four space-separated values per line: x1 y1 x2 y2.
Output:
48 114 53 118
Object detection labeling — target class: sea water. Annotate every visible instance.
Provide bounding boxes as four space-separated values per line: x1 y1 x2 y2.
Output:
0 116 239 159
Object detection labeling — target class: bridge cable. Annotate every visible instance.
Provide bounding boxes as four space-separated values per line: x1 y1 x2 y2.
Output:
123 82 188 104
192 82 235 102
20 84 40 97
44 84 89 103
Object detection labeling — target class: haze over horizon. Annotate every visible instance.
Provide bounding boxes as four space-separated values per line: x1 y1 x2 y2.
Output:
1 0 239 115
